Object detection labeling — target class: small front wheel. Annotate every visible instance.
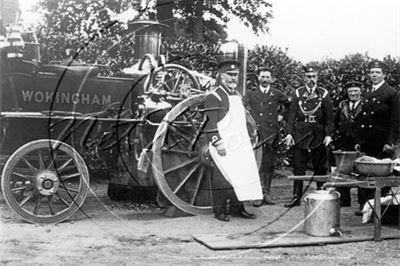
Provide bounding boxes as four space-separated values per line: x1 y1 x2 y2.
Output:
1 139 89 224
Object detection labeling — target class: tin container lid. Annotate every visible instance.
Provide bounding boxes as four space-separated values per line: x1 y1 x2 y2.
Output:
304 190 340 201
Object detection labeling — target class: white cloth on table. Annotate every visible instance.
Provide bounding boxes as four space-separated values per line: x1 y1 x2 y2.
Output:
361 194 400 223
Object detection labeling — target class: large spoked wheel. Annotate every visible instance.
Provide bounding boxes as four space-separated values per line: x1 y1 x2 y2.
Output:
1 139 89 224
152 94 261 215
144 64 202 98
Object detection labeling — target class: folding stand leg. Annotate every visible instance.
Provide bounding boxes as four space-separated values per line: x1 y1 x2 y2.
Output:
374 186 382 241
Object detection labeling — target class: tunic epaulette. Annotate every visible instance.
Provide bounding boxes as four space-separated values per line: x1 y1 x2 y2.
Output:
318 87 328 98
295 87 302 98
209 87 222 101
338 100 347 109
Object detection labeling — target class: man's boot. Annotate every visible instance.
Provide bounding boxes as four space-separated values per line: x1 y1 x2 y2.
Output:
214 199 230 222
238 204 256 219
284 180 303 208
262 172 275 205
253 172 275 206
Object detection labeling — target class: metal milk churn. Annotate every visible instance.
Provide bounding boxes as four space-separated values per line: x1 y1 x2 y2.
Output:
304 190 341 236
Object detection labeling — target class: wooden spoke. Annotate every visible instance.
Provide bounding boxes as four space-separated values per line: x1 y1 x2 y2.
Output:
189 118 207 150
12 171 32 180
60 172 81 180
22 157 38 173
160 80 173 91
38 150 45 170
161 148 195 156
165 126 189 150
59 186 80 194
57 165 77 174
165 141 182 150
171 70 183 93
169 121 195 127
11 184 31 192
173 163 201 194
47 196 55 216
56 192 71 207
168 125 193 144
56 158 73 172
164 137 183 150
46 151 58 170
164 157 199 175
190 166 205 205
19 191 35 207
183 112 200 134
33 195 42 215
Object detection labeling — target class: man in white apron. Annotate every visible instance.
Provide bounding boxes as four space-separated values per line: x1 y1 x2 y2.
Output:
204 59 263 222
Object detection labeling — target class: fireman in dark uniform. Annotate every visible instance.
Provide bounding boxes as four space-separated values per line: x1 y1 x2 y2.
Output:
333 81 363 207
204 43 263 222
284 65 334 207
245 67 291 206
355 60 400 213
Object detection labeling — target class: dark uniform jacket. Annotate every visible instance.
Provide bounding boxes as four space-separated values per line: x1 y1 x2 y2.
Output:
204 85 240 145
245 86 291 145
334 99 362 151
357 82 399 155
287 86 334 150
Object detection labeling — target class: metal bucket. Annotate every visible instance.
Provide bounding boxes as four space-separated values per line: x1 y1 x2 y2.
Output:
304 190 341 236
332 150 365 174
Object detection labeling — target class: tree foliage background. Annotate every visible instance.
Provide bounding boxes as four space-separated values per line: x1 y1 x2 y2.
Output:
33 0 400 168
156 0 272 43
36 0 144 72
35 0 273 73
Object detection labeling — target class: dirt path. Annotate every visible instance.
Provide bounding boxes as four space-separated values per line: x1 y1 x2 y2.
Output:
2 174 400 265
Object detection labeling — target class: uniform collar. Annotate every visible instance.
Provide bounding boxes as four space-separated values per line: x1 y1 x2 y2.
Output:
372 80 385 91
349 99 361 109
220 85 236 95
306 84 317 94
259 85 270 94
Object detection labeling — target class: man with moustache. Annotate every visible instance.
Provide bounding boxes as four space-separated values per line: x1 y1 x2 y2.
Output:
355 60 399 214
245 67 291 206
284 64 334 208
333 81 363 207
204 43 263 222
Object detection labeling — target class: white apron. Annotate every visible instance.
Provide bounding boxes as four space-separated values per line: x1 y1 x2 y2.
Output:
209 92 263 201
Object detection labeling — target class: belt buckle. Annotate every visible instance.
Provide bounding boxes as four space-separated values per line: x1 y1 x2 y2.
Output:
308 115 316 123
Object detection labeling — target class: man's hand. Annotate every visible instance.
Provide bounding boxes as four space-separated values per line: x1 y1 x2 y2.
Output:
284 134 294 148
383 144 394 152
354 144 361 152
216 142 226 156
323 136 333 147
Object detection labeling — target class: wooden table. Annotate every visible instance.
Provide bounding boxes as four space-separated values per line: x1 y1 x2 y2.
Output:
288 174 400 241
